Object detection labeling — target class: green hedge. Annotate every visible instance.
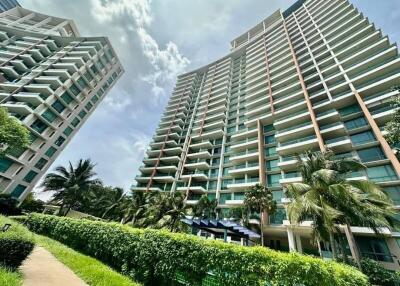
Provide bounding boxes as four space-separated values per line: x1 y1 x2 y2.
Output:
0 221 34 269
24 214 369 286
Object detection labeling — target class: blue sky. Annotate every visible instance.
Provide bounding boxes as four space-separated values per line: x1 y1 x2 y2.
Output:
18 0 400 198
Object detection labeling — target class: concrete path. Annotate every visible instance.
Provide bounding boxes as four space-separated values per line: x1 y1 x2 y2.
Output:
20 246 88 286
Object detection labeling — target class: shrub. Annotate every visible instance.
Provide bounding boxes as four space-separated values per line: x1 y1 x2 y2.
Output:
0 216 35 269
0 234 34 269
361 258 400 286
0 194 21 216
23 214 369 286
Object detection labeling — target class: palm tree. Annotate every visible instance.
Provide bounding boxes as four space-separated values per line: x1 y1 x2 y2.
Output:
286 150 396 269
42 159 101 216
100 187 125 219
244 184 277 246
193 194 217 219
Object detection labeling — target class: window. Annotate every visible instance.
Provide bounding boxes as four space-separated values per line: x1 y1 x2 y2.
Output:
223 156 230 164
212 158 220 166
367 165 398 182
266 159 279 171
69 84 80 96
42 109 57 123
55 136 66 146
339 104 361 116
265 135 276 144
265 146 277 156
208 181 217 190
91 94 99 104
267 174 281 187
0 158 13 172
23 170 38 183
383 186 400 205
30 119 47 134
85 102 93 111
90 64 98 75
269 208 286 224
52 100 66 114
34 158 48 170
77 77 87 89
219 193 231 204
210 169 218 178
227 126 236 134
11 185 26 199
84 71 93 82
264 124 274 133
344 117 368 130
356 237 393 262
272 190 284 202
78 110 87 119
63 127 73 137
223 167 230 175
71 118 80 127
61 92 74 105
357 147 386 162
351 131 375 146
45 147 57 158
7 147 25 159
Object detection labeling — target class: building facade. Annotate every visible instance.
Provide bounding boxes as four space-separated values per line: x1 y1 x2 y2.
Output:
0 0 19 13
133 0 400 269
0 7 124 201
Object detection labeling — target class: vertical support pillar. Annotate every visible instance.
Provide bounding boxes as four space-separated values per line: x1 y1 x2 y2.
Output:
257 120 266 185
224 229 228 243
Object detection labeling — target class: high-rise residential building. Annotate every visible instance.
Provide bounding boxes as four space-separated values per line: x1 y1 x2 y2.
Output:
0 0 19 13
0 7 124 201
133 0 400 269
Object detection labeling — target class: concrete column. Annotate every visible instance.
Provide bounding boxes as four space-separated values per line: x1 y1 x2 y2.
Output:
287 227 296 252
295 234 303 254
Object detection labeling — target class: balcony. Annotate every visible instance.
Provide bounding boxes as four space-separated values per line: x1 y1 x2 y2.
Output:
149 140 178 149
139 165 178 174
135 175 175 184
184 160 210 170
275 122 314 141
277 136 319 155
131 186 162 192
176 185 207 193
147 147 182 156
225 199 244 206
326 137 352 152
320 122 346 137
231 138 258 151
191 129 224 140
190 140 213 149
13 92 44 106
1 101 34 116
153 132 180 142
187 150 211 160
279 175 302 186
231 128 258 141
181 170 208 181
230 150 259 163
227 180 258 191
228 163 259 177
24 84 53 95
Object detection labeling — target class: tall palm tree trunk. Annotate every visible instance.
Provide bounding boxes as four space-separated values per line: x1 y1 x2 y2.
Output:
329 232 338 260
259 210 264 246
317 239 323 259
344 223 362 270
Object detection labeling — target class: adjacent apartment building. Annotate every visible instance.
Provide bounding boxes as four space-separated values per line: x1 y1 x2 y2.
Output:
0 7 124 201
133 0 400 269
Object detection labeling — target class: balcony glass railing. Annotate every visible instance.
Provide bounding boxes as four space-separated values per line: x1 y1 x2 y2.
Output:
370 105 393 115
232 162 259 170
276 121 312 134
231 149 258 157
279 135 317 147
325 136 348 144
320 122 343 130
357 69 400 90
231 136 258 146
316 109 336 118
275 109 309 121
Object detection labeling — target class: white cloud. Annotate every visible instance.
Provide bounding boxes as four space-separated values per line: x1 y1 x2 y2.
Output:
90 0 190 100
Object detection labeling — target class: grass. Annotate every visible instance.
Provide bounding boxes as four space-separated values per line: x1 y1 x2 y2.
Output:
0 215 140 286
0 267 22 286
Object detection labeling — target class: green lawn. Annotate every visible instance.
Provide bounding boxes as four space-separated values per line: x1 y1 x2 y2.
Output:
0 216 140 286
0 267 22 286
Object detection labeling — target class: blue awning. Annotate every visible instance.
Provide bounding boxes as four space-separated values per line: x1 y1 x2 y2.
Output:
181 217 260 239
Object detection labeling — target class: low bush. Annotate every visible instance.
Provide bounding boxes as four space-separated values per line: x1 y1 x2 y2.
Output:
361 258 400 286
0 266 22 286
24 213 369 286
0 219 34 269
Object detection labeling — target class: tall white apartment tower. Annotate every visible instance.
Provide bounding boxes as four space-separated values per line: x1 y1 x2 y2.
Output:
133 0 400 269
0 7 124 201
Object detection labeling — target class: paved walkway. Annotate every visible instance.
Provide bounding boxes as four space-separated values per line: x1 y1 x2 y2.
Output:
20 246 88 286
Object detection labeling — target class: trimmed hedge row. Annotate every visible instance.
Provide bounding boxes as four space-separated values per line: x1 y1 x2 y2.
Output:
23 214 369 286
0 218 34 269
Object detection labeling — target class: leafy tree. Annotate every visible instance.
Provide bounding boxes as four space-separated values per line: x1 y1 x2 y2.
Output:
20 193 45 213
384 87 400 159
0 193 21 215
244 184 277 246
0 106 30 157
41 159 101 216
